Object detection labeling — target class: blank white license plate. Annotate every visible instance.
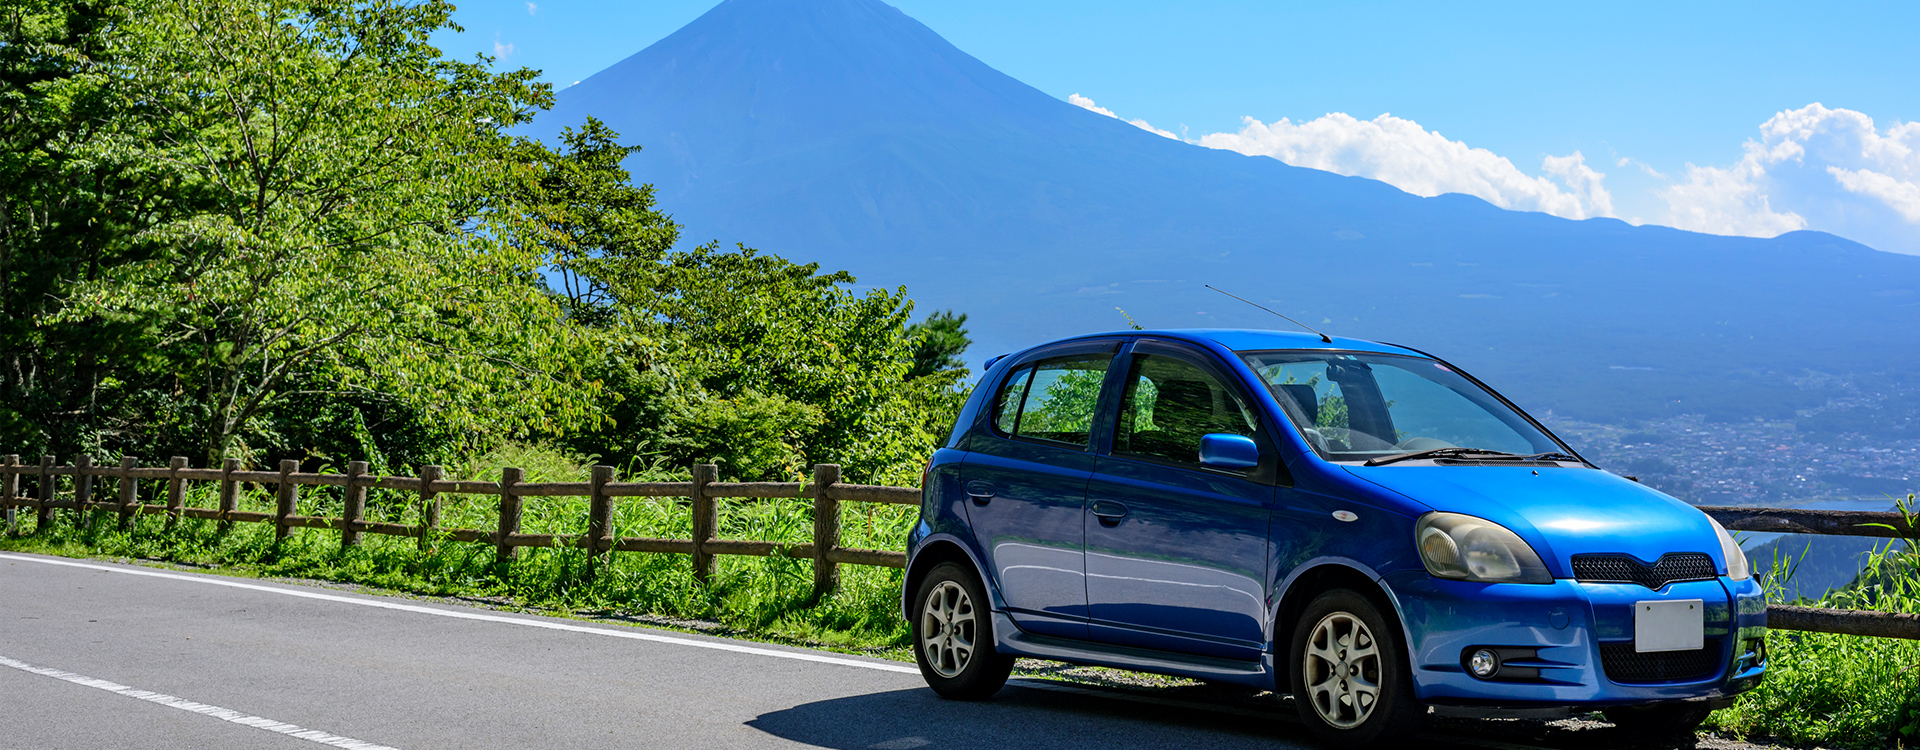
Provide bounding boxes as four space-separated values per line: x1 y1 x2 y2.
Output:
1634 599 1705 653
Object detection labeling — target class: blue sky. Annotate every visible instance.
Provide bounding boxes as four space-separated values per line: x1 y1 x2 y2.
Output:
439 0 1920 254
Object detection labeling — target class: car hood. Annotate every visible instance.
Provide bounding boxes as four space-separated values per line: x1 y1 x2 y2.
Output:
1341 464 1724 578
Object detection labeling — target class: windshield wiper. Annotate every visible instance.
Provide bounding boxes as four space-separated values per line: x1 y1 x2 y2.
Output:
1364 447 1521 466
1364 448 1590 467
1520 451 1587 464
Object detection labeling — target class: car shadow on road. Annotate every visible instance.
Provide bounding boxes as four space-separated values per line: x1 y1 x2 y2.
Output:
747 681 1318 750
747 681 1734 750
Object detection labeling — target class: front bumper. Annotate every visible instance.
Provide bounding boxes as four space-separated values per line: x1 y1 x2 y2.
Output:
1383 569 1767 707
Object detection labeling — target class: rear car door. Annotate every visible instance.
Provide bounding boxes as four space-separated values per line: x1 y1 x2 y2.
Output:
1083 340 1282 661
961 340 1123 640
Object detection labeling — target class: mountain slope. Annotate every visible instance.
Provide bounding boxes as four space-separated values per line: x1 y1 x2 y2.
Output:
530 0 1920 423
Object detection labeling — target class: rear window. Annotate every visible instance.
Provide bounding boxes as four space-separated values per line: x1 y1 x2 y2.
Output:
990 354 1113 448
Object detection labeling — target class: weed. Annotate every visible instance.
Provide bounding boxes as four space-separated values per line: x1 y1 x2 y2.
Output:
0 459 917 654
1708 494 1920 747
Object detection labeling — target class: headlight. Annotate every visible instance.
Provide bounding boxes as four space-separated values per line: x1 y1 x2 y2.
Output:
1416 512 1552 584
1705 515 1750 581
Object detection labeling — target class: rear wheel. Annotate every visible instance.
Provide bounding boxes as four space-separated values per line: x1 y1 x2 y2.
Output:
1289 588 1424 748
912 562 1013 700
1603 703 1711 736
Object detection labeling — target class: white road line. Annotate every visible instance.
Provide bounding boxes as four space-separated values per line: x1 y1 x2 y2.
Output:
0 654 399 749
3 553 1558 750
0 553 918 675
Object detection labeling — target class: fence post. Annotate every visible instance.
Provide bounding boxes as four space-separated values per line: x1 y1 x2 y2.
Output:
165 457 187 531
117 456 138 531
37 455 54 532
586 465 614 577
417 464 441 552
3 455 18 536
495 467 523 566
275 459 298 542
812 464 842 600
341 460 367 549
73 454 93 527
217 457 240 533
691 464 717 584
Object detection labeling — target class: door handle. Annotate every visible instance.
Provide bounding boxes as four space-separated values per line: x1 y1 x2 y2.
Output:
965 481 996 506
1090 500 1129 525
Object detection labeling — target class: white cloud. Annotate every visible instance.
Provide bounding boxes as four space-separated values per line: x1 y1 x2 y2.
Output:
493 34 515 58
1829 167 1920 221
1197 112 1616 220
1072 94 1920 252
526 2 538 14
1657 103 1920 253
1655 145 1806 237
1069 94 1179 140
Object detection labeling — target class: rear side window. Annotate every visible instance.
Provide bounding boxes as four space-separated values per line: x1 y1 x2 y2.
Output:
1115 352 1258 466
990 355 1113 448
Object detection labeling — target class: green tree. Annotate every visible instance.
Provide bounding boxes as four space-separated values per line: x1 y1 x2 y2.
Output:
7 0 600 464
906 310 970 381
0 0 184 458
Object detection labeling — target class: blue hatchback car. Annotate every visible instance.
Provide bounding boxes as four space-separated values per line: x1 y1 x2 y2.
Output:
902 329 1766 747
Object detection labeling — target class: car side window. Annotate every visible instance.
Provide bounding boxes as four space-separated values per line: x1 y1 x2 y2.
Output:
992 365 1033 435
991 355 1113 448
1114 352 1258 466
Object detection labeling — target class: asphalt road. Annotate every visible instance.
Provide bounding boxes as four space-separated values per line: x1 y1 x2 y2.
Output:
0 552 1364 750
3 552 1774 750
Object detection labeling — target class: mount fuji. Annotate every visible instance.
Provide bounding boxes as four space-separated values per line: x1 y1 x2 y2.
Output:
529 0 1920 424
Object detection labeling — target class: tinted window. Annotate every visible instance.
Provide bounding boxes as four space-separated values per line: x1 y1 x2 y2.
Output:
991 355 1112 448
992 365 1031 435
1114 353 1258 466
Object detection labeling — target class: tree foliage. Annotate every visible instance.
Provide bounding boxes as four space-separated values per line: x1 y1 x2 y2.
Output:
2 0 970 481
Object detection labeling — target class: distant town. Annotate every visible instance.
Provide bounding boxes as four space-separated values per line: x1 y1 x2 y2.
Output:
1546 379 1918 511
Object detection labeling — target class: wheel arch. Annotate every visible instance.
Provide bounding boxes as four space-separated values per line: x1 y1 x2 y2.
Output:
902 536 994 624
1272 560 1416 675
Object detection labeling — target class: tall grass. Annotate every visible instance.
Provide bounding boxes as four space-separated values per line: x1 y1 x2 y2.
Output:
0 446 920 654
1708 494 1920 747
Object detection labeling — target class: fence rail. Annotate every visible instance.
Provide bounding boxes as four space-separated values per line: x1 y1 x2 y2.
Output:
1 455 1915 639
0 455 910 599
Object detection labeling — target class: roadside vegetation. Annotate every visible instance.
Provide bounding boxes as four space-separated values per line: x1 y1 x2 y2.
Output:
0 444 923 654
1707 496 1920 747
1 0 972 488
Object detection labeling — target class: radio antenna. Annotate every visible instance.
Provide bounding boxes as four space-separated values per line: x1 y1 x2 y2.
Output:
1205 285 1333 343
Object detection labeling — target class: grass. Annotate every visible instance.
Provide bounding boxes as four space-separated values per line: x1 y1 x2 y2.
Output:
0 446 921 656
1706 495 1920 748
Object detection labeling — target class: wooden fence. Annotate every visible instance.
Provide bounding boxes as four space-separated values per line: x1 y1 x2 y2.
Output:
0 455 1915 639
0 455 916 598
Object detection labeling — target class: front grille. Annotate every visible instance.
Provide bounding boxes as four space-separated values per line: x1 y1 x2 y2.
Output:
1571 552 1716 589
1600 638 1722 683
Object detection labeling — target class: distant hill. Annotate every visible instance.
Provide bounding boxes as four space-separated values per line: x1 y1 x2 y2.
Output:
528 0 1920 425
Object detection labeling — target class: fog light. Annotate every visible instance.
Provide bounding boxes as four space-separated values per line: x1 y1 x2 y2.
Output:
1469 648 1499 678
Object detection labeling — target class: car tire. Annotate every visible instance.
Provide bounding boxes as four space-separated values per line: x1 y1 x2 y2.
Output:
1603 703 1712 736
912 561 1013 700
1289 588 1424 748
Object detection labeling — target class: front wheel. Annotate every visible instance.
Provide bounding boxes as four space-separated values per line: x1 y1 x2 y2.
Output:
1289 589 1424 748
1603 703 1711 736
912 562 1013 700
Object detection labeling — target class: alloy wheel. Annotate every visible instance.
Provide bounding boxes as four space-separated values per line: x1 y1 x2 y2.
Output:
921 580 977 678
1304 611 1383 729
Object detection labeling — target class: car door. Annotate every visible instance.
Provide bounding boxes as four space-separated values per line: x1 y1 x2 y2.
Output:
1083 340 1281 661
961 340 1123 640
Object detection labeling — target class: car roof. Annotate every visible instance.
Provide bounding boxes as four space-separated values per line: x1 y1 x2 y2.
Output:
1058 328 1427 357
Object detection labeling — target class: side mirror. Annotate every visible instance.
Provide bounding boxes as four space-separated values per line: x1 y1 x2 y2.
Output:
1199 433 1260 469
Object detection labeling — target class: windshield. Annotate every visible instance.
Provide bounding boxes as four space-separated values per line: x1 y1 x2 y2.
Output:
1238 351 1569 463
